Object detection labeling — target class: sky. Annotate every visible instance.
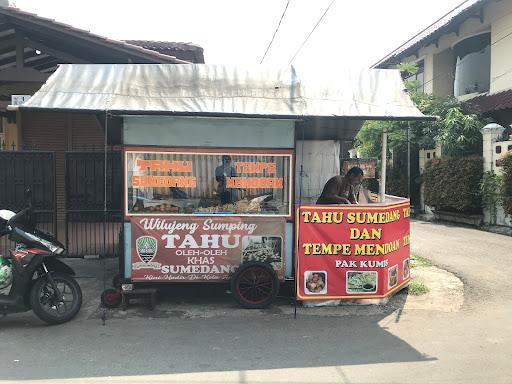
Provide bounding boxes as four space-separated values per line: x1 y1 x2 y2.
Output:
10 0 465 68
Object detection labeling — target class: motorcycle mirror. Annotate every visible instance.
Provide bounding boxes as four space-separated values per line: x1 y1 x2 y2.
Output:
24 188 33 205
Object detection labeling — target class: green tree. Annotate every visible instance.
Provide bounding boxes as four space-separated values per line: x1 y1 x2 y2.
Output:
424 156 483 213
500 153 512 217
355 63 486 158
480 171 503 224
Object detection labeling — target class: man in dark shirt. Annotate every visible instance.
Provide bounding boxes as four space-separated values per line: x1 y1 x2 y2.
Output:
215 155 237 204
316 167 364 205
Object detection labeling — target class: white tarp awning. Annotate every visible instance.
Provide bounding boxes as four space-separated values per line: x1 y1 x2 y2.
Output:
20 64 430 120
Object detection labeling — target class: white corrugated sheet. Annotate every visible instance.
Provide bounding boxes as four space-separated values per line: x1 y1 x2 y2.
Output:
20 64 428 120
295 140 340 205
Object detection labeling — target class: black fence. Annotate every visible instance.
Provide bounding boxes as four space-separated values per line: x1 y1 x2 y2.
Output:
0 150 123 258
0 151 56 256
65 151 122 257
65 210 122 257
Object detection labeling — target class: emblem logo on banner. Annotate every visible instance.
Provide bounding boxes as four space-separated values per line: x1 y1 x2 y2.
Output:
133 236 161 270
136 236 158 263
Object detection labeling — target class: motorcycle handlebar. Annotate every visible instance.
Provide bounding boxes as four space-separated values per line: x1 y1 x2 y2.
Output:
7 206 31 227
6 189 35 229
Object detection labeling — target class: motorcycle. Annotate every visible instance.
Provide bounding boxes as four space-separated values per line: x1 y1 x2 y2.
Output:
0 190 82 324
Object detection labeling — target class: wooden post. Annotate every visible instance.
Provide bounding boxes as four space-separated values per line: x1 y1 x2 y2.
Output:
15 30 24 69
379 127 388 203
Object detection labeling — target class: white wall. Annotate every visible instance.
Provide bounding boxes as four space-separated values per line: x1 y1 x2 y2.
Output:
493 138 512 225
295 140 340 205
490 9 512 93
493 140 512 174
432 49 455 97
492 140 512 226
482 124 512 226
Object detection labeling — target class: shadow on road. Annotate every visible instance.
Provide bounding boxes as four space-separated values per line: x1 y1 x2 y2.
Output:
0 270 435 381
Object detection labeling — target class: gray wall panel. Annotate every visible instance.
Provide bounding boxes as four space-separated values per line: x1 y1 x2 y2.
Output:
123 116 295 148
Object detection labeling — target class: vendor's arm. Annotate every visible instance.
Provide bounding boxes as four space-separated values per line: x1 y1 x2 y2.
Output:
215 166 224 182
348 188 358 204
322 194 351 204
327 195 350 204
318 176 351 204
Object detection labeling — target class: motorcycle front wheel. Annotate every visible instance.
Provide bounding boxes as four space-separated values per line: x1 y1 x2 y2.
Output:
30 273 83 325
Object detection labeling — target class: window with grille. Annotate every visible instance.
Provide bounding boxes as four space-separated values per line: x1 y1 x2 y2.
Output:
125 149 293 217
405 60 425 93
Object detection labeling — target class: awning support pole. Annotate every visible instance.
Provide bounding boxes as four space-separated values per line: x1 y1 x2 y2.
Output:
380 127 388 203
101 109 108 326
407 122 411 198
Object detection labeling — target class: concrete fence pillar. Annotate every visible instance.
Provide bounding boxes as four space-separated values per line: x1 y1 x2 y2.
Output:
480 123 509 226
481 123 505 173
418 144 442 212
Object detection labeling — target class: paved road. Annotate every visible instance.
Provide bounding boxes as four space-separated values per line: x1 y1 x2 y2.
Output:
0 221 512 384
411 221 512 304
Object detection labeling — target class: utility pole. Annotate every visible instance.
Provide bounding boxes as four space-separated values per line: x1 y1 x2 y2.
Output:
379 127 388 203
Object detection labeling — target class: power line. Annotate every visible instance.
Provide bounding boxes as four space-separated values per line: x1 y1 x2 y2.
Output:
260 0 291 64
288 0 335 65
371 0 474 68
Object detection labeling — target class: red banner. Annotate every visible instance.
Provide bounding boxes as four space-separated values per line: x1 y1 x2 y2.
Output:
296 202 410 300
131 216 285 282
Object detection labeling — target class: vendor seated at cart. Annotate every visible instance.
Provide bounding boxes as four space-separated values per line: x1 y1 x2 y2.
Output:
316 167 364 205
215 155 238 204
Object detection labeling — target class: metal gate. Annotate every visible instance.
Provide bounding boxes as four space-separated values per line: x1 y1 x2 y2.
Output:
0 151 56 256
65 152 122 257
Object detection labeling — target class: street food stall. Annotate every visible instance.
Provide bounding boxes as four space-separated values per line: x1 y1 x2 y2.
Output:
17 64 433 308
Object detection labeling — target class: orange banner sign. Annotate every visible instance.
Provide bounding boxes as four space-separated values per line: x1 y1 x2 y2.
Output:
131 216 286 282
132 175 197 188
226 177 283 189
296 202 410 300
136 160 193 173
234 162 277 174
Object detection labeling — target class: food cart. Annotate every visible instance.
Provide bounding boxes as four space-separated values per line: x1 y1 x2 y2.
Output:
17 64 433 308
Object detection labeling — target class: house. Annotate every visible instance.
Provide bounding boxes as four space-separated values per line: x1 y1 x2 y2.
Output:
0 3 204 255
0 4 204 151
373 0 512 128
374 0 512 226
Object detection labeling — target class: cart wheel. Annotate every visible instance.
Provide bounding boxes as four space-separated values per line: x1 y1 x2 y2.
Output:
230 261 279 309
112 274 122 289
101 288 122 309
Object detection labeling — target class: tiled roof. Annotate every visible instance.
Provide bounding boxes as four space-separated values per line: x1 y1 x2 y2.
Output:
0 6 190 64
465 90 512 113
373 0 488 68
124 40 205 63
124 40 203 52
